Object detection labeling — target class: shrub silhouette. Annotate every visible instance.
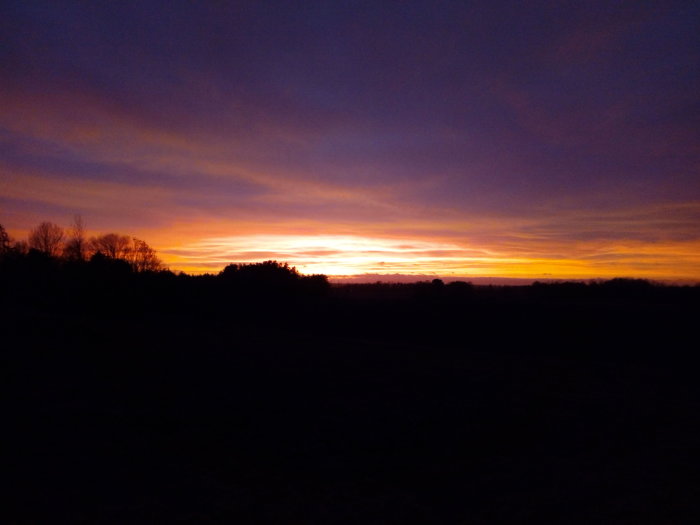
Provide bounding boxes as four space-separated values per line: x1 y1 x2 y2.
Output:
221 260 300 287
88 251 133 276
300 273 331 296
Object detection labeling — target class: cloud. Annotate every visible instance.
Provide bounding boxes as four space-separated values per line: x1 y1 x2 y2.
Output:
2 1 699 281
157 220 700 281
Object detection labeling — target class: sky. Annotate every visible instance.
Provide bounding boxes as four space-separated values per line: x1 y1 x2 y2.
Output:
2 1 699 281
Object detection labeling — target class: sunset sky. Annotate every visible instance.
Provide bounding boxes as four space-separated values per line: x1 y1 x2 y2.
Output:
2 1 699 281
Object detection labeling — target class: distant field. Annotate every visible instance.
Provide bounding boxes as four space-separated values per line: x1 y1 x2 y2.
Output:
4 278 700 523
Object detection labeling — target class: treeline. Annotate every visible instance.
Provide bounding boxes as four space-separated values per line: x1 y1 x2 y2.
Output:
2 218 699 361
333 276 700 303
1 220 331 316
0 218 163 272
2 219 699 318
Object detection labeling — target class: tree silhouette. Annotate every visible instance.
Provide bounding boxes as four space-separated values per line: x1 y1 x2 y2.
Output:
128 238 163 272
12 240 29 255
89 233 132 259
221 260 300 285
28 222 65 257
0 223 11 256
64 215 88 261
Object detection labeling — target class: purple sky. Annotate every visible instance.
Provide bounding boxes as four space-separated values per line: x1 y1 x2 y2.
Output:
2 1 699 279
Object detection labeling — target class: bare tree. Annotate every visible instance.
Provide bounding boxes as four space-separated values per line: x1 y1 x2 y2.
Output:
13 240 29 255
0 223 11 256
28 221 65 256
128 238 164 272
89 233 131 259
64 215 88 261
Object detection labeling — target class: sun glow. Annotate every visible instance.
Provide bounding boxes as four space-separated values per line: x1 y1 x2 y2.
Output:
163 234 493 276
158 232 700 282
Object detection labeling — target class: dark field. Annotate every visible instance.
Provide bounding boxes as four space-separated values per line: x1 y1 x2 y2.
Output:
5 276 700 523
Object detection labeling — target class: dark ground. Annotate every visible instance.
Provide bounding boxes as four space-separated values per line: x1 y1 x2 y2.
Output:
4 280 700 523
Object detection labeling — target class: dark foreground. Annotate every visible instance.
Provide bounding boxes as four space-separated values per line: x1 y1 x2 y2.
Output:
5 281 700 523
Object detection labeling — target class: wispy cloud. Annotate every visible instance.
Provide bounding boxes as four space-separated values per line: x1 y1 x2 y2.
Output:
160 218 700 280
2 2 699 281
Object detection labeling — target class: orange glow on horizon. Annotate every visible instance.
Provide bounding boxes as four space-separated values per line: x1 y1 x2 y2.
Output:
157 233 700 282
